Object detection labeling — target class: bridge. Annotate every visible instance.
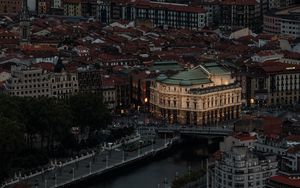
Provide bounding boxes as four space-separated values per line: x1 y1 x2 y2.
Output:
138 125 234 137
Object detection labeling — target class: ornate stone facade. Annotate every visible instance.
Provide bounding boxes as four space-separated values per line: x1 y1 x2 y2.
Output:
150 63 242 126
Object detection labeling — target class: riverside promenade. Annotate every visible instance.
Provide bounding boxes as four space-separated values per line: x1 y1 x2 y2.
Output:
2 137 178 188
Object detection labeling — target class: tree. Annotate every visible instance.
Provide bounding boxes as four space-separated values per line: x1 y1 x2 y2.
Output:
46 99 72 155
69 94 111 135
0 117 23 182
0 95 23 122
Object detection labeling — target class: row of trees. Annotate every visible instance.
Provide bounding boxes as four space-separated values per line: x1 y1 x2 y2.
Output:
0 94 111 183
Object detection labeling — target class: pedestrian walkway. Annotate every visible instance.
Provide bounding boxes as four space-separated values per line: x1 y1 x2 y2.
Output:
2 137 178 188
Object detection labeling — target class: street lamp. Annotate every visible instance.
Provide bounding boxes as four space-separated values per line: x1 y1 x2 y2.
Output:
54 173 57 187
106 155 108 168
250 98 255 106
72 168 75 180
44 179 47 188
144 97 149 125
89 161 92 174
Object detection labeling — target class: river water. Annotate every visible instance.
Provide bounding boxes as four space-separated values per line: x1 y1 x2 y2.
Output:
86 137 220 188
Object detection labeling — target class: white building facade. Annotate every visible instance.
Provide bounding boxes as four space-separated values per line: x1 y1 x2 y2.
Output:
6 66 78 99
150 63 242 126
98 0 207 29
213 146 278 188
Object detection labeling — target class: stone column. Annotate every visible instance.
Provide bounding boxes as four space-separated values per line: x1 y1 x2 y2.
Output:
178 110 185 125
203 111 207 125
233 106 237 119
229 107 232 121
197 111 203 126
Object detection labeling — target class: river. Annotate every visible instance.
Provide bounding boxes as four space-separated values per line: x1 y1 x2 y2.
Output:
85 137 220 188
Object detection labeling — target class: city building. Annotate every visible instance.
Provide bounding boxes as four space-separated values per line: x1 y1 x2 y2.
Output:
63 0 82 16
50 71 79 98
81 0 98 17
254 135 288 156
213 146 278 188
98 0 207 29
268 0 296 9
242 61 300 106
264 6 300 38
267 145 300 188
219 0 261 31
19 0 31 45
77 68 102 94
100 74 130 112
0 0 22 14
220 132 257 152
130 71 154 110
37 0 51 14
114 75 131 113
53 0 62 8
251 51 284 63
281 144 300 173
197 0 220 27
101 75 117 110
50 0 64 15
150 62 242 126
6 66 78 99
97 55 140 69
267 175 300 188
0 30 19 49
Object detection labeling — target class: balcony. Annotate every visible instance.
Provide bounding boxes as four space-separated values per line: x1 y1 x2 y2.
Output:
188 83 240 95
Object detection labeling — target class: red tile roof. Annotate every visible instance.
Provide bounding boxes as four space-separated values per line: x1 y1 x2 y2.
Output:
31 62 55 72
286 135 300 142
287 145 300 155
256 51 276 56
221 0 257 5
262 116 282 136
102 76 115 87
114 0 205 13
269 175 300 187
283 51 300 60
233 132 256 141
259 61 300 74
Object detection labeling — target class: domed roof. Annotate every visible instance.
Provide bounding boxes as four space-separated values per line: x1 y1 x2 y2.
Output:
156 74 168 81
158 67 212 85
179 80 192 86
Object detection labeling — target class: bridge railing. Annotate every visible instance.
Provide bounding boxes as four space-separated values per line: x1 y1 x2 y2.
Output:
53 137 179 188
152 126 234 135
0 151 96 188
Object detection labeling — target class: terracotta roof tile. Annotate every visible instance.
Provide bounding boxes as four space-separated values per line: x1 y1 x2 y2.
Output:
269 175 300 187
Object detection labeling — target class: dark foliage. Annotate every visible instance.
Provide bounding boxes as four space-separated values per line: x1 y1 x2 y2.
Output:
0 94 111 183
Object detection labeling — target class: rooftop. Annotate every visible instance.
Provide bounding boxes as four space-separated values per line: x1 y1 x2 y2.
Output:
158 66 211 86
203 62 230 75
132 0 205 13
188 83 240 95
233 132 257 141
269 175 300 187
149 60 183 72
266 6 300 21
155 62 232 86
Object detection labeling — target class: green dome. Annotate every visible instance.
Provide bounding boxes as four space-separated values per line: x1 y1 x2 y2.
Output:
156 74 168 81
180 80 192 86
